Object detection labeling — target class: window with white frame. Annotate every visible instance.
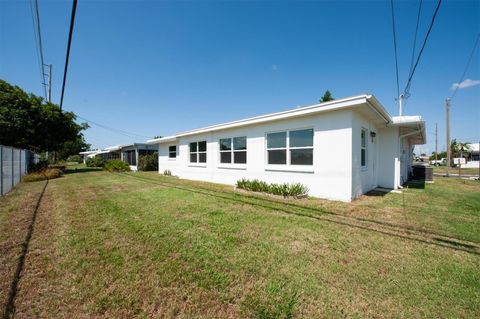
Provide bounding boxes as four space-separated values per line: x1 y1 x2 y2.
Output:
361 128 367 167
219 136 247 164
266 128 313 165
190 141 207 163
168 145 177 158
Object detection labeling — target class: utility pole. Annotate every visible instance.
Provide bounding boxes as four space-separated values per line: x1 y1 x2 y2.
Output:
48 64 52 103
435 123 438 163
398 94 404 116
446 98 451 177
43 63 52 103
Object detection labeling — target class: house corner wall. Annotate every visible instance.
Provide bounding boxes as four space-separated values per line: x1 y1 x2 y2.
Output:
377 126 399 189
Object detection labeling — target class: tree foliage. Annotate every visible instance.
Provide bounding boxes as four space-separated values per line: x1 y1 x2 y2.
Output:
0 79 89 158
319 90 334 103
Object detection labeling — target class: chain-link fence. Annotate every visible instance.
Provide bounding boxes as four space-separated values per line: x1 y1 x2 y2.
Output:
0 145 40 196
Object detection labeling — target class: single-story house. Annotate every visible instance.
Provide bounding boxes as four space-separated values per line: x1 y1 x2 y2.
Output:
147 94 425 201
80 143 156 171
119 143 156 171
96 145 122 161
79 150 100 164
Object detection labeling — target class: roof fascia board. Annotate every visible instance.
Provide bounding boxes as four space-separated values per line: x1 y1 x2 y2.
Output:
176 95 372 137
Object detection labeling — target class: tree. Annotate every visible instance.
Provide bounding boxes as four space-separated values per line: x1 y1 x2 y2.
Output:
429 151 447 161
0 79 89 158
450 139 471 158
319 90 334 103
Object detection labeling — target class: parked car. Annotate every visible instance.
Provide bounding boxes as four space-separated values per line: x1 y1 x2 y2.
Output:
430 158 446 166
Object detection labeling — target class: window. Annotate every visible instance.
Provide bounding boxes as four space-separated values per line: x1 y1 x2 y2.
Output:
361 128 367 167
219 136 247 164
190 141 206 163
289 129 313 165
267 129 313 165
267 131 287 164
168 145 177 158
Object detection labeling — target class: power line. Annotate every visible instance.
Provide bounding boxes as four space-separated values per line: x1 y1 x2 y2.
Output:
29 0 47 100
60 0 78 110
408 0 423 77
390 0 400 99
404 0 442 98
75 114 151 139
450 34 480 100
33 0 48 99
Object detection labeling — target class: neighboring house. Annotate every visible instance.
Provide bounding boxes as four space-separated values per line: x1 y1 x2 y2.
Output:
80 143 156 171
146 94 425 201
119 143 156 171
79 150 100 164
465 143 480 168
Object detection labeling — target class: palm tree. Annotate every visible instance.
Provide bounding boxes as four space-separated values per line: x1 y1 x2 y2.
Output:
449 139 471 164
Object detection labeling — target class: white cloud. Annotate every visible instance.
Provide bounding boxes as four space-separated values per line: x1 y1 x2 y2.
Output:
450 78 480 90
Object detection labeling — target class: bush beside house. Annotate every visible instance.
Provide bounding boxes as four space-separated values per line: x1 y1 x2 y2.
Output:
236 178 309 198
138 154 158 171
103 160 131 172
86 156 105 168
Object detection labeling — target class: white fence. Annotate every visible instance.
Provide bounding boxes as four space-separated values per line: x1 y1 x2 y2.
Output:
0 145 40 196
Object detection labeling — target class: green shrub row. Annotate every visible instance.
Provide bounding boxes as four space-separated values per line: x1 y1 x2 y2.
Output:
236 178 309 198
86 156 105 168
103 159 131 172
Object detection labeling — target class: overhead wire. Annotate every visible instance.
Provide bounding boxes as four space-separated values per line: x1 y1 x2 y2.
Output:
408 0 423 81
60 0 78 110
75 114 151 139
29 0 47 100
390 0 400 100
33 0 48 99
450 34 480 100
403 0 442 98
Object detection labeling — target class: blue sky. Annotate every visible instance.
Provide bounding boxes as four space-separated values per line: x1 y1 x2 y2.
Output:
1 0 479 154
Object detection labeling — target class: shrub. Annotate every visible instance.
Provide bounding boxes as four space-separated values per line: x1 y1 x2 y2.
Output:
138 154 158 171
29 159 48 172
164 169 172 176
23 168 63 182
236 179 308 198
86 156 104 168
103 159 131 172
48 163 67 172
67 155 82 163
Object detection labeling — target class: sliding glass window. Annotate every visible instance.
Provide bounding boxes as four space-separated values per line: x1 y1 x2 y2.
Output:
219 136 247 164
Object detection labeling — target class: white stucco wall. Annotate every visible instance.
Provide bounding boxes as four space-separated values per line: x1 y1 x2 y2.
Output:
158 110 354 201
351 112 380 199
376 126 399 189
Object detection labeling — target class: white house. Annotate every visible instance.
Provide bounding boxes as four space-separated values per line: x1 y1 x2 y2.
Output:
80 143 157 170
147 94 426 201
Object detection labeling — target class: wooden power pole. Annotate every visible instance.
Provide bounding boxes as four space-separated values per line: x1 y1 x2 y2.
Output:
446 98 451 177
435 122 438 163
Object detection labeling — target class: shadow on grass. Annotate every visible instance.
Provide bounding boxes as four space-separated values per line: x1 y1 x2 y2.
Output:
2 180 48 319
364 190 388 197
405 180 426 189
119 173 480 256
65 167 102 174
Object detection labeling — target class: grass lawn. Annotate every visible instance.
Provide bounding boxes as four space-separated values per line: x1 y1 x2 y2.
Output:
433 166 479 176
1 167 479 318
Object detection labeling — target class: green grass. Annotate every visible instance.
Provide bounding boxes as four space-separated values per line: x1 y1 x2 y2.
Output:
1 167 479 318
433 166 479 176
